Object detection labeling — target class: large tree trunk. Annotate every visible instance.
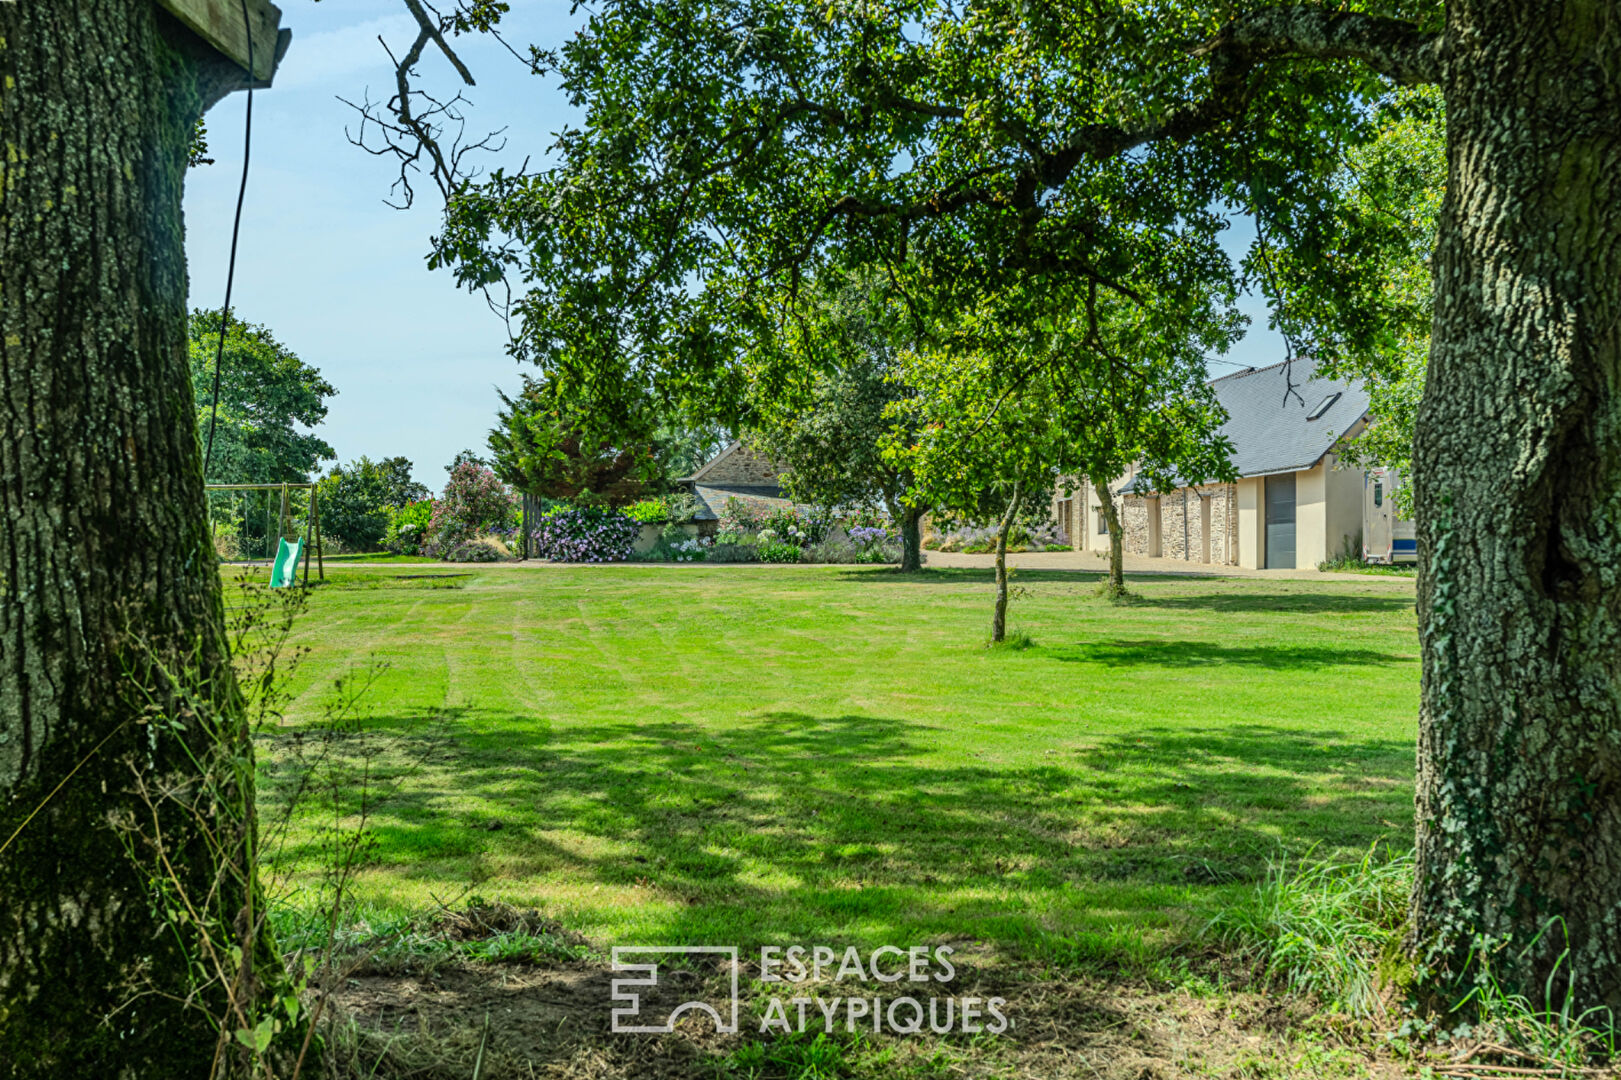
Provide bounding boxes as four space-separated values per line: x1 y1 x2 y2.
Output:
0 3 286 1074
898 504 925 572
1092 476 1126 598
990 483 1022 643
1410 0 1621 1012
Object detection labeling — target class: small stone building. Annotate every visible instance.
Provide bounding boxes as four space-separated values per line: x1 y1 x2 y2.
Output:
677 441 797 531
1054 359 1371 569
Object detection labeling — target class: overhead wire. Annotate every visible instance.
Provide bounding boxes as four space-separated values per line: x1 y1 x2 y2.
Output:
202 0 257 477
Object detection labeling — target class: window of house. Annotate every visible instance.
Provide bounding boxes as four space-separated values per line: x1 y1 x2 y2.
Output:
1307 392 1342 421
1374 481 1383 508
1097 510 1109 534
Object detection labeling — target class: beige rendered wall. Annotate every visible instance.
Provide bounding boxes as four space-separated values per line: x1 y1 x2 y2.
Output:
1236 477 1263 568
1294 462 1328 568
1324 453 1364 561
1082 477 1124 553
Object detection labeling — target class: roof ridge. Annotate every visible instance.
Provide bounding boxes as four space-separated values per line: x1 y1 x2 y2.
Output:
1208 356 1306 386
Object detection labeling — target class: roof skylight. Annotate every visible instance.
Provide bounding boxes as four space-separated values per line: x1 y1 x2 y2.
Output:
1307 392 1341 421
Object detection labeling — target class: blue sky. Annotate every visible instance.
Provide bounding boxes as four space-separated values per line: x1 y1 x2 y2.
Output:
183 2 1285 490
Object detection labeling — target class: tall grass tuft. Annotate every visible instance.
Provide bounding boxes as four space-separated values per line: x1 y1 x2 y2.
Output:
1449 924 1619 1068
1206 844 1411 1018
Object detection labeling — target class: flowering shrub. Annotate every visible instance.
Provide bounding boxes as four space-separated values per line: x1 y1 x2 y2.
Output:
805 538 857 563
719 496 766 534
662 538 709 562
427 464 515 555
385 499 435 555
847 525 900 564
640 523 712 562
530 507 639 562
707 541 758 563
445 536 514 562
763 507 831 545
756 540 803 564
848 525 889 546
842 506 891 531
929 519 1067 554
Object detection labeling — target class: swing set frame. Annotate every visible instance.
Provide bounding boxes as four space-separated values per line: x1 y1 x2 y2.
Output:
204 482 324 583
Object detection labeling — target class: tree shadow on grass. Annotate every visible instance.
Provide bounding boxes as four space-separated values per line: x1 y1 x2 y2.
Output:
262 708 1414 951
1047 639 1413 669
847 568 1107 585
1122 590 1414 615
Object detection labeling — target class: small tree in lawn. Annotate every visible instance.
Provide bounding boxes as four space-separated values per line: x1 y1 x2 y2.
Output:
888 319 1059 643
749 274 932 571
1046 282 1239 598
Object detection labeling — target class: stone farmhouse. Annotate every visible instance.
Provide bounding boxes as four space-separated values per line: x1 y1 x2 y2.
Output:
677 440 798 530
1052 358 1371 570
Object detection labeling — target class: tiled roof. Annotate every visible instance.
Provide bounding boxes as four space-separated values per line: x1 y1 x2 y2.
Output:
1121 358 1369 492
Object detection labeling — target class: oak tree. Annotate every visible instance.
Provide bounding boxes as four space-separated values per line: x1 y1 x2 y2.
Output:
409 0 1620 1010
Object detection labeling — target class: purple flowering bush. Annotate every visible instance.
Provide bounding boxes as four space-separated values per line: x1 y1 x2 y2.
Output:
847 525 900 564
427 463 515 556
530 507 639 562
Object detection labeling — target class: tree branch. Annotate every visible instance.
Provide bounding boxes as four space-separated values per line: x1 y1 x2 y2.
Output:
1195 7 1443 88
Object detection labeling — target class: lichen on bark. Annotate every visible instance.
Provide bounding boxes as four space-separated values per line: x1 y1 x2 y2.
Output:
0 2 294 1074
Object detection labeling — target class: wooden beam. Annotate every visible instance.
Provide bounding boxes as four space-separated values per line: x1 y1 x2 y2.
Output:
156 0 283 83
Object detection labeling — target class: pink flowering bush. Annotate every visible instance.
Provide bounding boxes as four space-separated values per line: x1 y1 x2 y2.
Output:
426 463 515 556
530 506 639 562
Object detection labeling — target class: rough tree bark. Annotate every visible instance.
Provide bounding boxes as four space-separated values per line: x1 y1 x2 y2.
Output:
898 504 926 572
0 2 288 1074
1092 477 1126 598
1408 0 1621 1009
990 483 1022 643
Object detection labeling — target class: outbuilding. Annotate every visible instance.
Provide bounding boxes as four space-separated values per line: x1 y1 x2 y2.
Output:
1059 359 1371 570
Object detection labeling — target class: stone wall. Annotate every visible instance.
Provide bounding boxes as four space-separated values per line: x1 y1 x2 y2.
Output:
695 442 781 485
1122 496 1152 555
1122 484 1238 563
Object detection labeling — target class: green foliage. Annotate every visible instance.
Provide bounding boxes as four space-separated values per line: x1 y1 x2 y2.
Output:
1207 845 1412 1018
748 272 929 529
651 422 731 478
487 375 658 502
384 500 435 556
373 455 431 507
755 540 803 563
317 457 400 551
427 0 1414 448
188 308 335 484
428 463 515 555
1322 87 1446 518
705 542 760 563
1318 555 1417 577
622 492 701 524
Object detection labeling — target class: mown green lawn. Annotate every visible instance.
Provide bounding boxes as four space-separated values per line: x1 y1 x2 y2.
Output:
264 564 1418 965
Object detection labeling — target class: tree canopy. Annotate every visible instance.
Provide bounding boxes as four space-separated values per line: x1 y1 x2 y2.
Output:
189 308 336 484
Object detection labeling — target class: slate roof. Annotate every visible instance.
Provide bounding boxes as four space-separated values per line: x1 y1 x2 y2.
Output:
688 483 793 522
1121 358 1370 493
